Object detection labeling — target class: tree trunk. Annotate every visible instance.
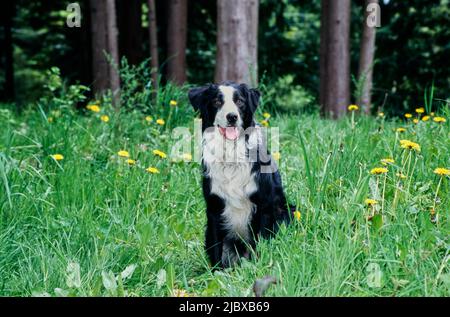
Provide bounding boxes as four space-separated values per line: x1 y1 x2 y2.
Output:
357 0 378 114
148 0 159 91
166 0 188 85
117 0 143 66
320 0 351 119
106 0 120 104
89 0 120 102
215 0 259 86
2 0 15 102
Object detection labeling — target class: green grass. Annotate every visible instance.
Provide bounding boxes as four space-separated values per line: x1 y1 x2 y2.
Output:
0 100 449 297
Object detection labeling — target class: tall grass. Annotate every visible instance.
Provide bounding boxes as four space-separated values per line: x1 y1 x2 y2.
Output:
0 79 449 296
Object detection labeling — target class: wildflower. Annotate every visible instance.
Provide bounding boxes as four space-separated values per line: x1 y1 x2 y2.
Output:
348 104 359 111
146 167 160 174
404 113 412 119
378 112 385 117
400 139 421 152
127 159 136 166
413 118 419 124
422 115 430 122
433 117 446 123
153 150 167 159
396 172 407 179
272 152 281 161
169 100 178 107
100 115 110 122
434 168 450 176
370 167 388 175
48 117 54 123
118 150 130 158
145 116 153 122
86 104 101 113
50 154 64 161
396 127 406 133
260 120 269 127
430 112 435 117
263 112 271 119
182 153 192 161
415 107 425 114
365 199 378 206
293 211 301 221
380 158 395 166
171 289 190 297
156 119 165 126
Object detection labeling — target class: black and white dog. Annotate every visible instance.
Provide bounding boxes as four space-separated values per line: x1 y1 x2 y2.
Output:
188 82 294 268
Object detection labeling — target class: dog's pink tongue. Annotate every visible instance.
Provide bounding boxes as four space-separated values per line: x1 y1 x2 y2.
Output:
220 127 239 140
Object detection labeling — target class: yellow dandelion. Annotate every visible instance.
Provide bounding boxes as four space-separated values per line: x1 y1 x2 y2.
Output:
260 120 269 127
50 154 64 161
145 116 153 122
370 167 388 175
378 112 385 117
415 107 425 114
100 115 110 122
153 149 167 159
348 104 359 111
263 112 271 119
365 199 378 206
293 211 301 221
156 119 165 126
86 104 101 113
396 172 407 179
381 158 395 166
118 150 130 158
272 152 281 161
430 112 435 117
399 139 421 152
433 117 446 123
146 167 160 174
169 100 178 107
413 118 419 124
182 153 193 161
404 113 412 119
434 168 450 176
126 159 136 166
422 115 430 122
396 127 406 133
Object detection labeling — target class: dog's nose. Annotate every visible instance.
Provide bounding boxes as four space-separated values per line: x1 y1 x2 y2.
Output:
226 112 238 124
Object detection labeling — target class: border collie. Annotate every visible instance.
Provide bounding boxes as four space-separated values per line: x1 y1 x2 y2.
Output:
188 81 294 268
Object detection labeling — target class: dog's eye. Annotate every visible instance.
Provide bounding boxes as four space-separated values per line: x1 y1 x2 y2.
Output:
236 99 244 107
214 100 222 107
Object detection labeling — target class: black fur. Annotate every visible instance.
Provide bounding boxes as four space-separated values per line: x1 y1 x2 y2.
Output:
189 82 293 269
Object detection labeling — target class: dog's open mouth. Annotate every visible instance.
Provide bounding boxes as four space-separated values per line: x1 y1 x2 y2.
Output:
218 126 239 141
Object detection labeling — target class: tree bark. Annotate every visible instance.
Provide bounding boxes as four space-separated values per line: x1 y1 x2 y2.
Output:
357 0 378 114
215 0 259 86
117 0 143 66
320 0 351 119
2 0 15 102
89 0 120 102
148 0 159 91
319 0 329 112
166 0 188 85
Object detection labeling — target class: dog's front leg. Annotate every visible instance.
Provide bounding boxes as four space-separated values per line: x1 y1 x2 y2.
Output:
205 211 225 268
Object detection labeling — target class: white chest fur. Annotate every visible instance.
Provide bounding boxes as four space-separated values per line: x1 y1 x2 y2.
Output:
202 129 258 240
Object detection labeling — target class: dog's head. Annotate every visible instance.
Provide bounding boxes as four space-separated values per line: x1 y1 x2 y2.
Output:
188 82 260 140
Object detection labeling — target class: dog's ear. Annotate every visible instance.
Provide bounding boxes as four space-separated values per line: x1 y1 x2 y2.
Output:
239 84 261 113
188 84 217 112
